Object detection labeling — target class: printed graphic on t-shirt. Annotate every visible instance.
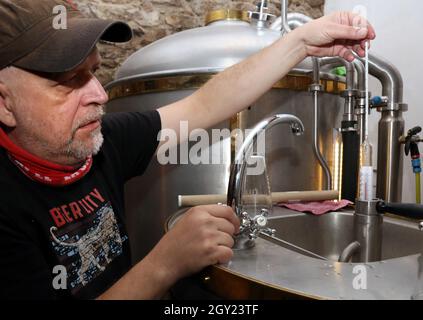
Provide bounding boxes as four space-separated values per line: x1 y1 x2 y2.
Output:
49 189 127 293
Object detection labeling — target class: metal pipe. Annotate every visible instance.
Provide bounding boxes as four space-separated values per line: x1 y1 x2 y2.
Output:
353 200 383 263
319 57 355 90
338 241 361 263
311 76 332 190
320 57 357 122
353 59 366 92
378 111 405 202
356 53 404 110
352 59 367 144
311 57 320 84
280 0 291 33
312 91 333 190
271 12 312 31
260 232 329 261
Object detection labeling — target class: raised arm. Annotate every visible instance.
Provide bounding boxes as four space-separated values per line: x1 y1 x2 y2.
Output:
157 12 375 145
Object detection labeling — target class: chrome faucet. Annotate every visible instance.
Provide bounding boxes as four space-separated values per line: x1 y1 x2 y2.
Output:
227 114 305 250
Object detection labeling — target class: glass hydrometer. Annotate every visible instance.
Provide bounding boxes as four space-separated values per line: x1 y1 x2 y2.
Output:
359 41 374 201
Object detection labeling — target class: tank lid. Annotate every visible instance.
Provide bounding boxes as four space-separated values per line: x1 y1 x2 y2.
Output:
111 18 283 83
205 9 250 25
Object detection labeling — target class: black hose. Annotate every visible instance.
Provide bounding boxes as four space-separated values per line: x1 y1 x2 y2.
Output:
341 121 360 202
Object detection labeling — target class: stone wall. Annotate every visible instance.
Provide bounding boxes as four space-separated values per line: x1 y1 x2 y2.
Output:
74 0 325 84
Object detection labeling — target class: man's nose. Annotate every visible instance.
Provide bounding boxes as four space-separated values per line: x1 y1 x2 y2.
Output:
81 75 109 106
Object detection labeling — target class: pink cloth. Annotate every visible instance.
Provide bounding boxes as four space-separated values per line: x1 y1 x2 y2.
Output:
278 200 353 216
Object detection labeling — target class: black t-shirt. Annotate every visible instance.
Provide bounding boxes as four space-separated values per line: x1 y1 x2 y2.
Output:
0 111 161 300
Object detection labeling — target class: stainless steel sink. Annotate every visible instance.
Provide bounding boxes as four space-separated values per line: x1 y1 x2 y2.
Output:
266 208 423 262
168 207 423 299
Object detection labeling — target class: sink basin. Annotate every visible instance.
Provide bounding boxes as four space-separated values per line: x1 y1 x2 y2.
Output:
167 207 423 299
267 208 423 262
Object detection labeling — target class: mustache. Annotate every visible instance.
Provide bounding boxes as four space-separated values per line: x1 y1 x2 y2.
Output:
73 106 105 132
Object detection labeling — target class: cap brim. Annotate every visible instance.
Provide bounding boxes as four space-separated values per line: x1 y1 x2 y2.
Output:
13 18 132 73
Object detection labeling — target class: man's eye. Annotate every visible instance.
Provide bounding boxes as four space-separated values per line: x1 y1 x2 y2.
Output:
61 74 78 84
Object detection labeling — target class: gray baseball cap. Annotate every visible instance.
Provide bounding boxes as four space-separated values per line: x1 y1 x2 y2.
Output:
0 0 132 73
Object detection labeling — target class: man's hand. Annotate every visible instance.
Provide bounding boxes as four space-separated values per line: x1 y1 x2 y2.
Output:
97 205 239 300
296 11 376 62
148 205 240 286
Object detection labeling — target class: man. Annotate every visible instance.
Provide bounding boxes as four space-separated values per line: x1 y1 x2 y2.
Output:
0 0 375 299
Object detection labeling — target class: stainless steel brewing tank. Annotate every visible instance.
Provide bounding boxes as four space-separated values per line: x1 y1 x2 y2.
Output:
105 11 346 263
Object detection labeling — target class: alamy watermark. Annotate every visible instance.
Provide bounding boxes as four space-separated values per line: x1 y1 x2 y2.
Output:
156 121 267 176
52 0 78 30
352 265 368 290
52 265 67 290
52 5 67 30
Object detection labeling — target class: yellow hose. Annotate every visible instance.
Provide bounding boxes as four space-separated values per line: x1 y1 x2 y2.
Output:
417 173 421 204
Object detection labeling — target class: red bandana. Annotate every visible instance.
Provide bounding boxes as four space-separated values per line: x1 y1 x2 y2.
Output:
0 127 92 187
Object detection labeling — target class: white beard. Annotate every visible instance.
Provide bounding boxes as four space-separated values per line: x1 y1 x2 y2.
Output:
66 127 104 160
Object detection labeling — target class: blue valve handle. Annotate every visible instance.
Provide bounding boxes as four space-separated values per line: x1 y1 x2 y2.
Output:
371 96 384 106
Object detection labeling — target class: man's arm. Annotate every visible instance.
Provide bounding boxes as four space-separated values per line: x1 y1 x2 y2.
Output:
157 12 375 147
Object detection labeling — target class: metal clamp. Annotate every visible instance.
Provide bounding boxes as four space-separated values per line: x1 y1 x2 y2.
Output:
308 84 323 93
341 89 359 99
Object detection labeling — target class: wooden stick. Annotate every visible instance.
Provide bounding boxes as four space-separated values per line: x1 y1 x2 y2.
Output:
178 190 340 207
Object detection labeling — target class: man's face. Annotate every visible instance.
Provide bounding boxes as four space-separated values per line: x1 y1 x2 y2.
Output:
1 49 108 165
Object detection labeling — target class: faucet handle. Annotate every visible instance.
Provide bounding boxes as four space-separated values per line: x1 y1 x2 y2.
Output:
238 208 273 241
254 208 270 227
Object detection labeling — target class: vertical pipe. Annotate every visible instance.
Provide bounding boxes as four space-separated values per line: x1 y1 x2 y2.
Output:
351 59 366 145
279 9 333 190
311 58 332 190
353 200 383 263
378 110 405 202
312 90 332 190
353 59 366 92
280 0 291 33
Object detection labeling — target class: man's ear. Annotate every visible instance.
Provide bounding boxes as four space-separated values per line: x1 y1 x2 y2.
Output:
0 82 17 128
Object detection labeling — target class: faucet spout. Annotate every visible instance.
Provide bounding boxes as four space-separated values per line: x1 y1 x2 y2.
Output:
227 114 305 249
